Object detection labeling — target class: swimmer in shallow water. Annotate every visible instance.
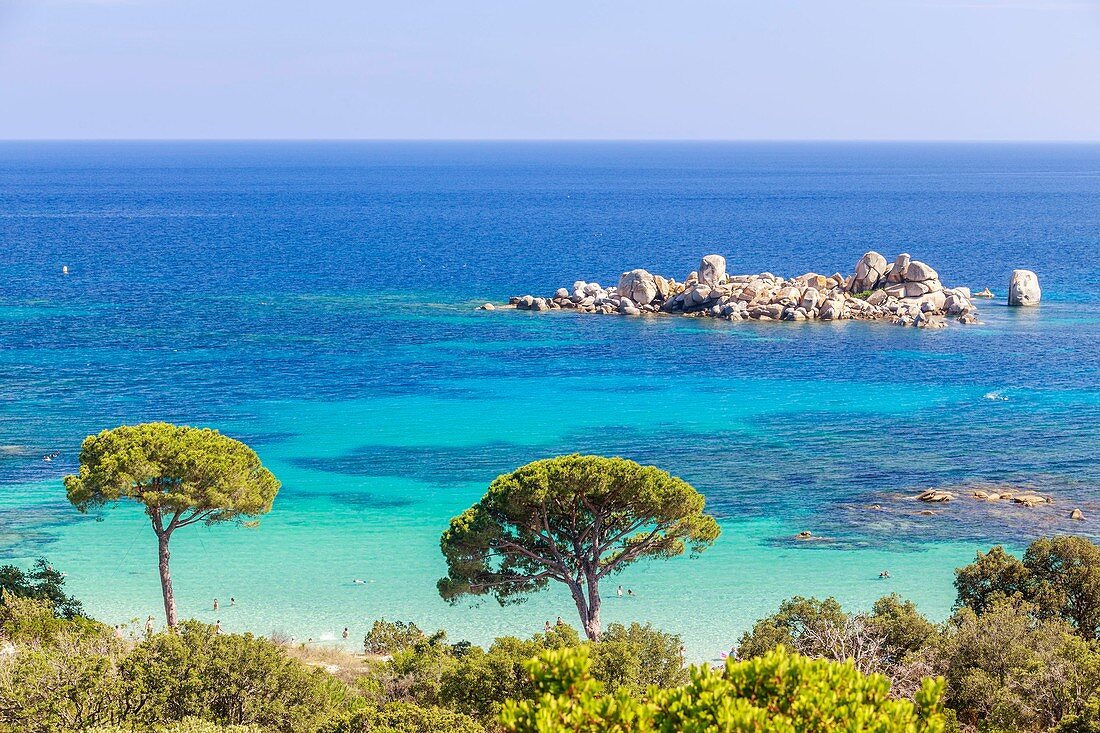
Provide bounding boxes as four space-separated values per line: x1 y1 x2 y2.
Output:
353 579 366 584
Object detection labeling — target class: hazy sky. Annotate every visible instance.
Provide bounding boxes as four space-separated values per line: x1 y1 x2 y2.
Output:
1 0 1098 140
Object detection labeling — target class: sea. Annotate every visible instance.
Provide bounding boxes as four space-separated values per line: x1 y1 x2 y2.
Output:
0 141 1097 658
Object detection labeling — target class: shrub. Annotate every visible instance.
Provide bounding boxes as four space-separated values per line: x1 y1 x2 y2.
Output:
501 645 947 732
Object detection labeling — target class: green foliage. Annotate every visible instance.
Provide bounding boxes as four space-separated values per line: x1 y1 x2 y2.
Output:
501 645 947 733
64 422 280 525
955 545 1030 615
120 621 339 732
869 594 940 659
736 595 848 659
363 619 429 656
955 537 1100 640
325 701 485 733
0 599 124 732
88 718 263 732
852 289 874 299
438 454 719 639
587 622 687 696
936 597 1100 731
0 558 84 620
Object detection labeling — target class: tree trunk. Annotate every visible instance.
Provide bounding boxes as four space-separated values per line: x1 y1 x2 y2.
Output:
566 579 600 641
157 530 178 627
585 573 602 641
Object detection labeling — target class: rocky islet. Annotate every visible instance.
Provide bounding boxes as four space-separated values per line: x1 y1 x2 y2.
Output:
490 251 1032 328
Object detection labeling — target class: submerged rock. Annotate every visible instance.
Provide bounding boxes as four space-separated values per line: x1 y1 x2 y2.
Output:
918 489 955 503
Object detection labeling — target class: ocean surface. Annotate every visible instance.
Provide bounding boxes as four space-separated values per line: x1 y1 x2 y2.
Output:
1 141 1098 658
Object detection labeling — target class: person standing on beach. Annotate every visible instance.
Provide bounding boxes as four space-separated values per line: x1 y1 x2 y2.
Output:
214 620 221 634
144 616 154 637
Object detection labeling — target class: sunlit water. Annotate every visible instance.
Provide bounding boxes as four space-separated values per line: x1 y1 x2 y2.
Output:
1 142 1097 659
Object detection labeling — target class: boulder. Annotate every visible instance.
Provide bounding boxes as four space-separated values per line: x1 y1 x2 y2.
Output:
974 288 994 298
617 269 659 306
887 253 911 283
1008 270 1041 306
698 255 727 287
1013 493 1049 508
654 275 671 300
554 288 569 299
478 303 495 311
851 251 889 292
1071 509 1085 521
905 260 939 283
917 489 955 502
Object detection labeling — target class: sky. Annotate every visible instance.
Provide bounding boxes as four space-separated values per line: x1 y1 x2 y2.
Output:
0 0 1098 140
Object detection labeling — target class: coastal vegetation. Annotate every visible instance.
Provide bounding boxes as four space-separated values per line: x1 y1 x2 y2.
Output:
63 423 280 627
9 431 1097 731
5 536 1100 731
437 455 720 640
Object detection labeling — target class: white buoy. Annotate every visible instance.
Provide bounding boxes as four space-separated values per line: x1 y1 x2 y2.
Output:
62 265 69 275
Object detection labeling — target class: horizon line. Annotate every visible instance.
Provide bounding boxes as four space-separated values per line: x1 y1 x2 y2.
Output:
2 137 1100 144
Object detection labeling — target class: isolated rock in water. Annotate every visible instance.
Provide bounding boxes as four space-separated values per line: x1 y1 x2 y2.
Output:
698 254 727 287
617 269 659 305
1008 269 1041 306
917 489 955 503
974 288 994 298
478 303 495 311
1071 509 1085 520
851 251 888 292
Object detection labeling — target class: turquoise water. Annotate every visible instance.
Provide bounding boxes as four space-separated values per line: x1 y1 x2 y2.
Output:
1 142 1098 659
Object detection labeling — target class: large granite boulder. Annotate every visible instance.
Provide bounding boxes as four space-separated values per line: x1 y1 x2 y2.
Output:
887 253 911 283
850 251 888 292
617 269 659 305
904 260 939 283
1008 269 1041 306
698 254 727 287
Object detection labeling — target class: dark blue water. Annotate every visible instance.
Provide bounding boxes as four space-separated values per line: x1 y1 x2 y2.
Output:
1 142 1097 652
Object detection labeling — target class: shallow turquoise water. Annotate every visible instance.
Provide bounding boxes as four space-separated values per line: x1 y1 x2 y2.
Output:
1 142 1098 658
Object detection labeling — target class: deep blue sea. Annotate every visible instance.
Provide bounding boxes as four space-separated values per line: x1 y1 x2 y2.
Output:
1 142 1097 657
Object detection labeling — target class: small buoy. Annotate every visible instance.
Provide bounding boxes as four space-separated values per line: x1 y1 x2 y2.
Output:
62 265 69 275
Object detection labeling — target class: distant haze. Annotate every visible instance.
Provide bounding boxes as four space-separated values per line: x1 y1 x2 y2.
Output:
1 0 1098 140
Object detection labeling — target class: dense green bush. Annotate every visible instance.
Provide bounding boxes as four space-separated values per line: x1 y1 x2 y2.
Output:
0 558 84 620
501 645 946 732
936 598 1100 731
955 537 1100 640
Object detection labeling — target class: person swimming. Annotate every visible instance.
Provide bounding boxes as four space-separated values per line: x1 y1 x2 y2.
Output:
353 579 366 584
342 627 349 640
213 598 219 611
879 570 891 579
617 585 623 597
